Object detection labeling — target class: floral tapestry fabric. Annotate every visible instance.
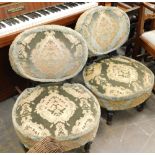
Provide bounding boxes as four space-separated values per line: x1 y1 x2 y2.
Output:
75 6 130 57
12 83 100 150
9 25 88 82
83 56 154 110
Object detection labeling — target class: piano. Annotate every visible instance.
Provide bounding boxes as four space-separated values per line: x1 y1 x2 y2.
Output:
0 2 98 101
0 2 98 48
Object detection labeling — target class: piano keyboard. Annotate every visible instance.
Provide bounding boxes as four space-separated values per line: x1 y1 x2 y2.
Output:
0 2 98 37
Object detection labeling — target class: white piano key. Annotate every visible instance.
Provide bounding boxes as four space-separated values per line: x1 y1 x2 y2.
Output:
0 2 98 37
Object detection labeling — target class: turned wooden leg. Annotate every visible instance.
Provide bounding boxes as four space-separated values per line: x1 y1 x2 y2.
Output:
84 142 92 153
136 102 146 112
106 110 114 125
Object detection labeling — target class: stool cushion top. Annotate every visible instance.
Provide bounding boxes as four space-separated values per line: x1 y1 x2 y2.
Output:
9 25 88 82
75 6 130 57
83 56 154 101
141 30 155 47
12 83 100 142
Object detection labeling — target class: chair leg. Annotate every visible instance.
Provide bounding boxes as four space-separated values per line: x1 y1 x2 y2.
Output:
20 143 29 152
84 142 92 153
106 110 114 125
136 102 146 112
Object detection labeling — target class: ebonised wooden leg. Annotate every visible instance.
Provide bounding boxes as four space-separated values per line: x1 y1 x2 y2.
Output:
136 102 146 112
20 143 29 152
84 142 92 153
106 110 114 125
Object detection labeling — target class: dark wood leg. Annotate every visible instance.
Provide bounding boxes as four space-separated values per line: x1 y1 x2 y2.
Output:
106 110 114 125
136 102 146 112
20 143 29 153
84 142 92 153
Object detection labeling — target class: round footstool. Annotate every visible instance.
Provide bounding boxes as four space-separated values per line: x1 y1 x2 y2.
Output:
12 83 100 152
83 56 154 124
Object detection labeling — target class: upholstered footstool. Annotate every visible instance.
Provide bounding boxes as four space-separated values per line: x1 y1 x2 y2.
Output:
12 83 100 152
83 56 154 125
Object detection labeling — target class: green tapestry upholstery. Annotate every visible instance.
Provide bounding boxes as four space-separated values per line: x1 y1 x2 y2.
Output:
9 25 88 82
83 56 154 110
12 83 100 151
75 6 130 57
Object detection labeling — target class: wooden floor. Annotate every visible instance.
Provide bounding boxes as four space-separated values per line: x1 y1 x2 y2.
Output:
0 93 155 153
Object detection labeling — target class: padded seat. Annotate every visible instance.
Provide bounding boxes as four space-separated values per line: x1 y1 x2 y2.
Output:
83 56 154 111
12 83 100 152
140 30 155 56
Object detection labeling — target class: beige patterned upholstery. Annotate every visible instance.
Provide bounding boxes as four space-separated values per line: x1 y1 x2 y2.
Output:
83 56 154 110
12 83 100 151
75 6 155 112
9 25 88 82
75 6 130 57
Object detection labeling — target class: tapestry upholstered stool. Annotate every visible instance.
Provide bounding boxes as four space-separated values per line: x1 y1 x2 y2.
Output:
83 56 154 125
12 83 100 152
75 6 155 125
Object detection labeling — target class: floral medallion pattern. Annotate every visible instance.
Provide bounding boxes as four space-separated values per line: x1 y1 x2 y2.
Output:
75 6 130 56
9 25 88 82
12 83 100 143
83 56 154 101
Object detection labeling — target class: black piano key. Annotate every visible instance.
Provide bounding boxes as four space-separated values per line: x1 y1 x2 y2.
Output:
36 10 45 15
76 2 85 5
0 23 4 29
24 14 33 19
17 15 29 21
31 12 38 18
70 2 79 6
46 7 60 13
33 12 41 18
56 4 68 10
0 22 6 28
37 10 50 15
10 18 19 24
3 19 13 26
25 13 36 19
46 8 56 13
13 18 20 23
33 12 42 17
22 15 29 21
17 16 26 22
9 19 16 25
64 3 75 8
